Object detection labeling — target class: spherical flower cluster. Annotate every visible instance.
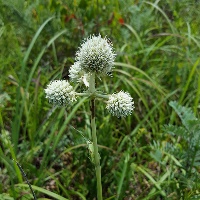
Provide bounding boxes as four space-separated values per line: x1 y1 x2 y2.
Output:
75 34 116 75
106 91 134 118
69 62 90 87
44 80 76 106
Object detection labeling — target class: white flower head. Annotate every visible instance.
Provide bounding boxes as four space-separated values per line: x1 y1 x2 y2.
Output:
106 91 134 118
75 34 116 75
44 80 76 106
69 62 90 87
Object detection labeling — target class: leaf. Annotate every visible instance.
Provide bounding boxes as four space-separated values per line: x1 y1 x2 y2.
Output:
0 194 14 200
169 101 197 129
150 149 163 164
105 195 117 200
163 124 188 138
16 184 69 200
193 150 200 167
132 164 166 197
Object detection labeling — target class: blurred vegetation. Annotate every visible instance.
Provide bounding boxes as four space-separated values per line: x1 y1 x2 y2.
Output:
0 0 200 199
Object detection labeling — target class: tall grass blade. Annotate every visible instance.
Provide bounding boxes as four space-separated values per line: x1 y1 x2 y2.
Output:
16 184 69 200
12 16 55 153
13 159 37 200
144 1 176 34
123 24 144 50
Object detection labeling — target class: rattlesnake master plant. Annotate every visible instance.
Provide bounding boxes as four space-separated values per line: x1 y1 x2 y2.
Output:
45 34 134 117
44 34 134 200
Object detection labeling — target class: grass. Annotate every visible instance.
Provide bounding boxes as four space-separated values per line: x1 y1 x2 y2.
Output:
0 0 200 199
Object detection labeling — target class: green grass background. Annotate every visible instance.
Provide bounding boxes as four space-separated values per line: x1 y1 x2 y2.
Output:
0 0 200 199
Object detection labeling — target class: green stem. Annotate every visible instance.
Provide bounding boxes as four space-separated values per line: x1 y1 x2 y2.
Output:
89 73 103 200
76 92 109 99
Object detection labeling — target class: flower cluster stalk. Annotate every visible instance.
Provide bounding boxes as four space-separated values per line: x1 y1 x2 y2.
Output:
89 73 103 200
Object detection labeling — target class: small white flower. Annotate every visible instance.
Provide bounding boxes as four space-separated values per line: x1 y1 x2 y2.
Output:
69 62 90 87
106 91 134 118
44 80 76 106
75 34 116 75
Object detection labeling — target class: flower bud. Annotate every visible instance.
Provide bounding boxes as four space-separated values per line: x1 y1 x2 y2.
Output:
69 62 90 87
106 91 134 118
75 34 116 75
44 80 76 106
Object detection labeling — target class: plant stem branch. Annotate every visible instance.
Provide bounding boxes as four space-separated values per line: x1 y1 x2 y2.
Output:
89 73 103 200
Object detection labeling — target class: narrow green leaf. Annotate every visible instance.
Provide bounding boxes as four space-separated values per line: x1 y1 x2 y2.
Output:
16 184 69 200
132 164 166 197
